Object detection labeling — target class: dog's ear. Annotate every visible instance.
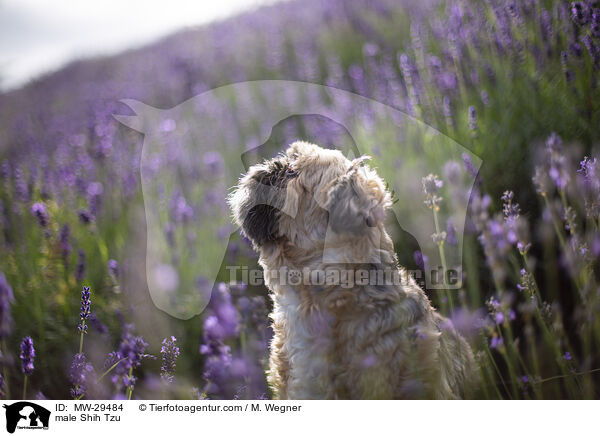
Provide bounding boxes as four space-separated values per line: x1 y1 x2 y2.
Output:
325 166 391 235
230 157 297 248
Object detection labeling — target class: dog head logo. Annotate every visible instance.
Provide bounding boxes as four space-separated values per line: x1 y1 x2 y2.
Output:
3 402 50 433
115 80 480 319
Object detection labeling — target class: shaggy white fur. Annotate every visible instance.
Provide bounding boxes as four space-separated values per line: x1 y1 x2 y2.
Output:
229 141 477 399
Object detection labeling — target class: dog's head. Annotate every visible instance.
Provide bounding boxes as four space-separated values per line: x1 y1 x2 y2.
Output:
229 141 392 255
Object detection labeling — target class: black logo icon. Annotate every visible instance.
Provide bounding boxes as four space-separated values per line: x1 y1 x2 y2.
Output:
2 402 50 433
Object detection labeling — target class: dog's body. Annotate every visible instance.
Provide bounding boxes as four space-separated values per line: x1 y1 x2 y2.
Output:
230 141 477 399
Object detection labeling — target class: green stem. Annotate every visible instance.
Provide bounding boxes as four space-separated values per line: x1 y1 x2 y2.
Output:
485 346 512 400
126 367 134 400
432 207 454 313
97 358 127 383
536 367 600 385
78 321 85 355
543 195 566 249
22 375 27 400
75 357 130 401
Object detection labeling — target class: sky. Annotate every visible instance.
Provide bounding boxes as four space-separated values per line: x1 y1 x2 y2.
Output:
0 0 279 91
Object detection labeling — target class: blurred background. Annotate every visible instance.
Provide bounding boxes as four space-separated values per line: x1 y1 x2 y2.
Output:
0 0 599 400
0 0 278 91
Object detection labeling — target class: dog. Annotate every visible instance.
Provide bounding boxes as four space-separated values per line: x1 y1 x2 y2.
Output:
229 141 477 399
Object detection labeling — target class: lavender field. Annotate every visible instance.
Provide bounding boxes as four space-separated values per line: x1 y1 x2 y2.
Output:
0 0 599 399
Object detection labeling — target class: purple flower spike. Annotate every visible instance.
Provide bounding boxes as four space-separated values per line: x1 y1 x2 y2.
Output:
70 353 95 398
160 336 180 383
19 336 35 375
446 219 458 245
78 286 91 333
107 324 155 392
571 2 589 26
77 209 93 225
0 273 14 339
413 250 428 270
422 174 443 195
58 225 72 261
468 106 478 131
108 259 119 278
75 250 86 282
490 336 504 349
462 153 478 179
31 202 49 228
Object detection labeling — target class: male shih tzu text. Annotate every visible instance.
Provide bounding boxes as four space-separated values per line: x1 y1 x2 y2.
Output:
229 141 477 399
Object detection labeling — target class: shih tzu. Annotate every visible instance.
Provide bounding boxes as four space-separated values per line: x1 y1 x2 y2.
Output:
229 141 477 399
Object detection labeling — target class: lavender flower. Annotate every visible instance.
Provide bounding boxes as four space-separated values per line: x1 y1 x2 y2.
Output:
462 153 478 179
501 191 530 252
535 133 570 192
570 42 583 58
517 268 534 296
198 283 263 398
69 353 95 398
87 182 103 217
578 156 600 219
592 9 600 37
501 191 520 219
579 156 598 179
19 336 35 375
432 231 447 244
160 336 180 383
31 202 49 228
468 106 478 131
495 312 505 324
545 132 563 152
108 259 119 278
75 250 86 282
446 219 458 245
109 324 154 394
169 190 193 224
422 174 443 195
422 174 443 210
571 2 589 26
481 90 490 106
14 167 29 203
78 286 91 333
77 209 93 225
413 250 428 270
58 224 72 261
490 336 504 349
0 273 14 338
561 51 574 82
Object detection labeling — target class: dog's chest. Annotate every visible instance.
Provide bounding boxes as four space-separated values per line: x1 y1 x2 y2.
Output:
273 287 334 399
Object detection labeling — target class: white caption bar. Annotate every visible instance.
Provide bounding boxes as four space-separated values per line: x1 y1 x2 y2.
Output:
0 400 593 435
